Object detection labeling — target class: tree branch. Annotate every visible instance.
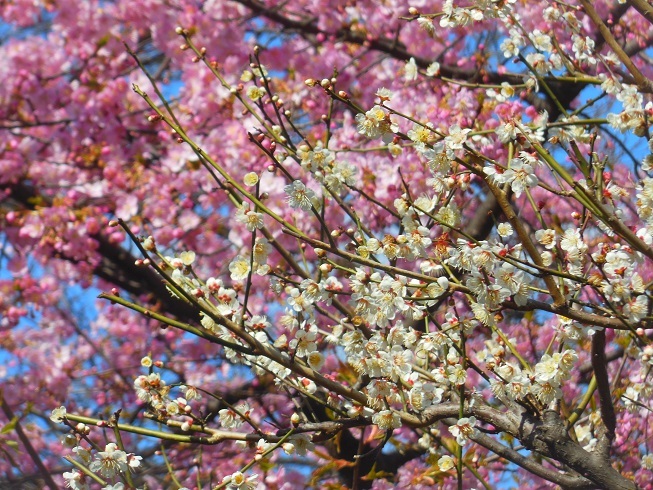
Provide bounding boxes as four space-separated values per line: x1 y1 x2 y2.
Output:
525 410 637 490
580 0 653 93
591 329 616 458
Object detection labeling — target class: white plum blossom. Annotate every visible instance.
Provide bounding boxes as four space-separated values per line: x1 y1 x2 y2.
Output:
435 202 461 230
407 122 434 151
219 402 251 429
637 178 653 225
417 16 435 35
410 378 437 409
355 105 397 141
287 433 315 456
63 469 89 490
525 52 551 75
497 222 513 237
495 118 520 143
438 455 455 471
89 443 128 478
560 228 588 266
284 180 316 211
287 288 315 315
534 354 562 383
529 30 552 53
535 229 556 249
624 295 648 322
500 28 524 57
246 85 265 100
50 406 67 423
572 35 596 65
72 446 92 465
387 345 414 382
449 417 478 445
307 350 325 370
223 471 259 490
297 377 317 394
235 203 264 232
134 372 169 408
290 325 318 357
496 263 528 305
375 87 393 102
643 453 653 470
487 82 516 102
444 125 471 152
372 409 402 430
405 57 418 81
299 142 334 173
243 171 259 186
426 276 450 300
229 256 251 281
447 363 467 386
426 61 441 76
502 159 538 196
252 237 271 275
424 142 452 175
179 250 196 266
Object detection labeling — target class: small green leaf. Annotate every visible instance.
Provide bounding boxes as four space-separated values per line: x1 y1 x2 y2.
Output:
0 416 18 435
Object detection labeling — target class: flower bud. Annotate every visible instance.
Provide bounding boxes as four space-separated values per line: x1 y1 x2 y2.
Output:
143 236 156 251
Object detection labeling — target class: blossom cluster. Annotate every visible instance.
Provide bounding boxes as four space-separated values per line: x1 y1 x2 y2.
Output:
2 0 653 488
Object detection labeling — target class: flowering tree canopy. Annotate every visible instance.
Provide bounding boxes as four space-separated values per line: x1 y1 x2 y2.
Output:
3 0 653 489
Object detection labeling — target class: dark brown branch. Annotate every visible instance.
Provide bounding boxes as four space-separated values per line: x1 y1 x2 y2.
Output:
525 411 637 490
469 431 595 489
630 0 653 26
507 299 637 331
5 182 201 324
580 0 653 92
0 399 59 490
591 329 617 456
464 193 500 241
235 0 546 85
421 404 634 489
